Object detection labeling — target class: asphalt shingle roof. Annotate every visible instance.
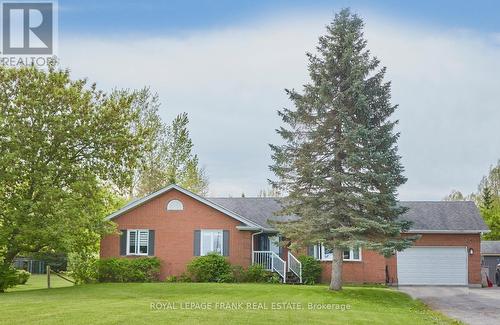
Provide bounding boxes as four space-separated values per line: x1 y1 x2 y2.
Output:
207 198 488 232
397 201 487 231
481 241 500 255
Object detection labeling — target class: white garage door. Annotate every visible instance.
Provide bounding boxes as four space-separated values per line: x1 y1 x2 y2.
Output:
397 247 467 285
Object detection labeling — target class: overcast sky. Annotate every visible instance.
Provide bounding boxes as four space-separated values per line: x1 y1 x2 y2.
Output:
57 1 500 199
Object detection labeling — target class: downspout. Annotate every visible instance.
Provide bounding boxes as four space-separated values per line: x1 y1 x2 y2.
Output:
251 229 264 265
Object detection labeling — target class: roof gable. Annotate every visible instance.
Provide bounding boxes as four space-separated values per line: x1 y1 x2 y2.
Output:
106 184 260 228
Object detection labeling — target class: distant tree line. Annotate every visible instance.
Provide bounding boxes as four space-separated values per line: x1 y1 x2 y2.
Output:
444 160 500 240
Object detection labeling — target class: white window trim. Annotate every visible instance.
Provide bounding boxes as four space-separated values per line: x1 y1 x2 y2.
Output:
314 244 362 262
166 199 184 211
343 247 362 261
200 229 224 256
126 229 149 256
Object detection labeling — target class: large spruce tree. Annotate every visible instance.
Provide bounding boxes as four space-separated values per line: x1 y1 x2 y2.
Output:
270 9 415 290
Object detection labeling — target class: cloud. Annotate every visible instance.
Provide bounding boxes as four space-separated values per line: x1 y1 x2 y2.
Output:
59 10 500 199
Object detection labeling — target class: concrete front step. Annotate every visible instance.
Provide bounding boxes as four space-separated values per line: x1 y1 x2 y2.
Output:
285 271 301 284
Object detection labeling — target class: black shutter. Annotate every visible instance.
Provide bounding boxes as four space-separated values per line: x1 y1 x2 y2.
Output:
193 230 201 256
278 236 284 258
148 230 155 256
120 230 127 256
223 230 229 256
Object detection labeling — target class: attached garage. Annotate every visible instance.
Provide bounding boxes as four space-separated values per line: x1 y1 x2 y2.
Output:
397 247 468 285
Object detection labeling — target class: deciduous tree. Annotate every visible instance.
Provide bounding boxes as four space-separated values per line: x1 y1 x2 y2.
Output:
135 112 209 196
445 162 500 240
0 65 150 290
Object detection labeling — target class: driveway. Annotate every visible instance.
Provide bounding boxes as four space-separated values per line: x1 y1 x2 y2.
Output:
399 286 500 325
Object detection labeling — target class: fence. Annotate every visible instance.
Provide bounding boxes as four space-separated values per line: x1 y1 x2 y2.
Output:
46 266 75 288
13 258 46 274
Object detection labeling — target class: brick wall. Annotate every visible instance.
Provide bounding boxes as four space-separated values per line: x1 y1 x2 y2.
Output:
100 190 482 285
319 249 386 284
319 233 481 285
100 189 253 279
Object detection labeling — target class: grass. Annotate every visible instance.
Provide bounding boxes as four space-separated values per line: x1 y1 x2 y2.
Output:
7 274 74 292
1 279 459 325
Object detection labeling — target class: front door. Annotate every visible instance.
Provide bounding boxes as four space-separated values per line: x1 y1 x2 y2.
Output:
269 236 280 255
257 234 281 257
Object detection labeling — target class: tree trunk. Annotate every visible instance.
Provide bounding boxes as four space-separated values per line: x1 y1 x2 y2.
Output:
329 247 343 291
3 250 18 268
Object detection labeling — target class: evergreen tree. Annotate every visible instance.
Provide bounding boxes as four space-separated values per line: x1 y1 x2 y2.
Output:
269 9 415 291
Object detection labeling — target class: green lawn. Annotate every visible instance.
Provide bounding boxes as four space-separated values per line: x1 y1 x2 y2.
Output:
1 279 459 325
8 274 74 292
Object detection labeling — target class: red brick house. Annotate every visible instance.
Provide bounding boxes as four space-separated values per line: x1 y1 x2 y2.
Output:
101 184 488 286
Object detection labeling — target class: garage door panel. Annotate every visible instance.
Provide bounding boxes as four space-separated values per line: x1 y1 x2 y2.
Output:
397 247 467 285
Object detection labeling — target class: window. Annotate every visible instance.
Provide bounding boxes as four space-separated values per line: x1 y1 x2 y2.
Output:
166 199 183 211
200 230 223 255
314 244 361 261
343 247 361 261
127 230 149 255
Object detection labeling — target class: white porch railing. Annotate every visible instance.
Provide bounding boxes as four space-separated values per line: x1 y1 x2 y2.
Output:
288 252 302 284
253 251 287 283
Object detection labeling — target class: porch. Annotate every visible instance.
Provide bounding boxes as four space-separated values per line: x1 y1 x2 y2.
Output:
252 233 302 284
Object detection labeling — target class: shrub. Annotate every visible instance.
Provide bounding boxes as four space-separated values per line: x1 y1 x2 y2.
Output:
0 265 19 292
298 255 322 285
165 275 177 283
98 258 128 282
16 270 31 285
186 253 233 283
244 264 269 283
231 265 245 283
97 257 160 282
68 252 98 284
178 272 192 283
132 257 161 282
266 272 281 284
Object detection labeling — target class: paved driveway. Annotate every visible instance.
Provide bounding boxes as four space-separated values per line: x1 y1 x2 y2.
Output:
399 286 500 325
